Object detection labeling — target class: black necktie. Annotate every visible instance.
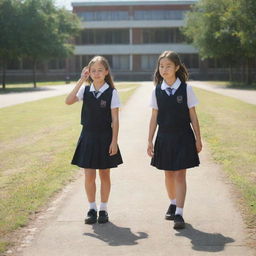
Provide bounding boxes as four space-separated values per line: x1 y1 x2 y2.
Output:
166 87 173 96
93 91 99 98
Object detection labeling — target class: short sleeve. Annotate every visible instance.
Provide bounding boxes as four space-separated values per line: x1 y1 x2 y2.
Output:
149 88 158 109
187 85 199 108
111 89 121 109
76 85 85 101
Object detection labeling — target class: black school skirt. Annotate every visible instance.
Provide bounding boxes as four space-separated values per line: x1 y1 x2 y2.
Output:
71 127 123 169
151 127 200 171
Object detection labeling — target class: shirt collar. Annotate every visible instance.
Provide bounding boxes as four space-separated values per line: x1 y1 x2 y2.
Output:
161 77 181 90
90 82 109 92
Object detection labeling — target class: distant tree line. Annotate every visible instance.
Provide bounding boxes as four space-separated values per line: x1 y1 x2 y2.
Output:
183 0 256 84
0 0 80 88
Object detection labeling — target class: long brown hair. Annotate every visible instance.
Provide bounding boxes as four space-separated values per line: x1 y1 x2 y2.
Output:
153 51 189 86
87 56 115 88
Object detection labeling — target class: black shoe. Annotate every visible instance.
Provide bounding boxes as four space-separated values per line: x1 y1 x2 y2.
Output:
84 209 97 224
165 204 176 220
98 210 109 224
173 214 185 229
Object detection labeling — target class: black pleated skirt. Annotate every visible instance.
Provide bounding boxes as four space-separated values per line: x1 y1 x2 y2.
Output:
71 127 123 169
151 127 200 171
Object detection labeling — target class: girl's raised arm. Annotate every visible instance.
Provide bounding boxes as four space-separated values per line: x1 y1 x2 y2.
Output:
65 67 89 105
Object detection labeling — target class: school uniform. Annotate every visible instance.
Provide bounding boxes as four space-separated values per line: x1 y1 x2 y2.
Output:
71 82 123 169
149 78 200 171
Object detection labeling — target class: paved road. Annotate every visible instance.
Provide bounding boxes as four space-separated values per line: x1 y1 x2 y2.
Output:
188 81 256 105
0 84 73 108
12 83 254 256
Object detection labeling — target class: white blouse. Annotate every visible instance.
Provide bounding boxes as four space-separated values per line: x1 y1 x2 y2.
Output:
149 78 199 109
76 82 121 109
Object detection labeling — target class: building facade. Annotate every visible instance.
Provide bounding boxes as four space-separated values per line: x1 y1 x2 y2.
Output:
69 0 201 80
4 0 239 82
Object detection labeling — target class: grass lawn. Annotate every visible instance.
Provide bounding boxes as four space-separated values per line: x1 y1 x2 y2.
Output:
0 82 139 253
195 88 256 234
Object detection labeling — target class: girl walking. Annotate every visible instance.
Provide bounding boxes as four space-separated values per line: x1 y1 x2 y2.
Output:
65 56 123 224
147 51 202 229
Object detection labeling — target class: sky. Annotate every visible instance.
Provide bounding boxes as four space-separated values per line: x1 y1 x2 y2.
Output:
54 0 184 10
54 0 74 10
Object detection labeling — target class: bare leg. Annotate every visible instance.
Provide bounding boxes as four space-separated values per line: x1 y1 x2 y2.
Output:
174 169 187 208
164 171 176 200
84 169 96 203
99 169 111 203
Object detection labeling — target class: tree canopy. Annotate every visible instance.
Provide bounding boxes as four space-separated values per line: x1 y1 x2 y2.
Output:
0 0 81 88
183 0 256 84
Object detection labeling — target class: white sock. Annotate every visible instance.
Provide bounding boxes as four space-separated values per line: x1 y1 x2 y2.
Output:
175 207 183 216
170 199 176 205
99 202 108 212
89 202 97 211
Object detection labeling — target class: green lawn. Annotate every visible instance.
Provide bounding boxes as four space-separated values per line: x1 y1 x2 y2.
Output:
0 82 139 253
195 88 256 233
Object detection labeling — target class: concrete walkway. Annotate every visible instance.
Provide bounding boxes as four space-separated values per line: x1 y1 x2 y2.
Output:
1 81 256 109
0 84 74 108
188 81 256 105
11 83 254 256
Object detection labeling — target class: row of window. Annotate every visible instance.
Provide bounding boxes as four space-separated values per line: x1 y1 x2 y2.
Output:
76 28 185 45
5 58 66 70
75 54 199 71
77 10 186 21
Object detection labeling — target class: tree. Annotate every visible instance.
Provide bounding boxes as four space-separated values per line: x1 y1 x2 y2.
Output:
234 0 256 84
20 0 80 87
0 0 22 89
182 0 241 82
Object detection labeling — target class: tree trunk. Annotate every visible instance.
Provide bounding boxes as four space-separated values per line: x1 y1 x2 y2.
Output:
2 59 6 89
247 58 252 85
228 64 233 82
244 57 253 85
241 58 245 83
32 59 37 88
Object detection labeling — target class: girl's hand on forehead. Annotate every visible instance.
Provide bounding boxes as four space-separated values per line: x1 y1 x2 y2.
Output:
80 66 89 80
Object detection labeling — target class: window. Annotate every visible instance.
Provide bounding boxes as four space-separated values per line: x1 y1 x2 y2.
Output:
77 11 129 21
142 28 185 44
179 54 199 69
112 55 129 70
141 55 158 71
134 10 186 20
79 29 129 45
48 59 66 70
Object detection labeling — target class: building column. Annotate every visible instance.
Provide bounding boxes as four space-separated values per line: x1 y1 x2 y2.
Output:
129 55 133 71
129 28 133 71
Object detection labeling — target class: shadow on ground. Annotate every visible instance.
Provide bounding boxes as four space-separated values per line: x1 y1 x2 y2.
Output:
0 87 55 94
175 223 235 252
83 222 148 246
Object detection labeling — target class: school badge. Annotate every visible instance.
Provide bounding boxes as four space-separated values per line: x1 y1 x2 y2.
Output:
176 95 183 104
100 100 107 108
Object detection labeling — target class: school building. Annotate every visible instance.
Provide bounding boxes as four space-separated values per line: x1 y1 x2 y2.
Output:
69 0 202 80
4 0 243 82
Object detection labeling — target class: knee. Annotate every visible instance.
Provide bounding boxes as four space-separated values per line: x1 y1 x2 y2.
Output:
165 171 175 180
99 170 110 182
84 171 96 183
175 172 186 184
